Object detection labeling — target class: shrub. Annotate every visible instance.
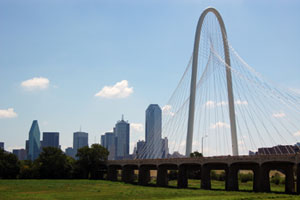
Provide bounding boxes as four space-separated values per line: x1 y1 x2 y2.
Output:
239 172 253 183
168 170 177 181
210 170 217 180
271 173 281 185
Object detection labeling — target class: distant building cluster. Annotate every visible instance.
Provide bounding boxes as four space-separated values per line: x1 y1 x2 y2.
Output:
101 115 130 160
3 104 179 161
100 104 170 160
249 143 300 155
6 103 300 161
133 104 169 159
64 131 89 159
4 119 89 161
11 120 62 161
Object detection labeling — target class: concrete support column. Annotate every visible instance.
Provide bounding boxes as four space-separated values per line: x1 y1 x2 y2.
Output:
121 168 135 183
107 167 118 181
157 166 168 187
178 166 188 188
227 166 238 191
285 165 295 194
297 165 300 194
252 167 260 192
201 166 211 189
256 165 270 192
138 167 151 186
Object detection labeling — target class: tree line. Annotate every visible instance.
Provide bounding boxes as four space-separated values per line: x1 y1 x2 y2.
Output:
0 144 109 179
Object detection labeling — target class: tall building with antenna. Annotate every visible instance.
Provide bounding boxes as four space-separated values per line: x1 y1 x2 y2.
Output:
115 115 130 160
73 130 88 158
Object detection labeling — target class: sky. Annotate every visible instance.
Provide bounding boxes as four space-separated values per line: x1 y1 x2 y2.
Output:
0 0 300 153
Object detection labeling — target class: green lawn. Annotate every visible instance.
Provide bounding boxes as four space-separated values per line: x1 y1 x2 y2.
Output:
0 179 299 200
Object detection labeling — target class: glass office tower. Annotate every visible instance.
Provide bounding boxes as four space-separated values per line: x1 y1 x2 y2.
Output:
28 120 41 160
145 104 162 159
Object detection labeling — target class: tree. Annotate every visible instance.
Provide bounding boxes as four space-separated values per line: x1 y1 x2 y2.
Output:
190 151 203 158
0 149 20 179
37 147 72 179
76 144 109 179
19 160 40 179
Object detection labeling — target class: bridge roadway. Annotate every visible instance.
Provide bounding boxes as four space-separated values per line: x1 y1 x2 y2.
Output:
102 154 300 194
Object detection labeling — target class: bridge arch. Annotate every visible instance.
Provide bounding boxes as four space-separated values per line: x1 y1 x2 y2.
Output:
186 7 238 156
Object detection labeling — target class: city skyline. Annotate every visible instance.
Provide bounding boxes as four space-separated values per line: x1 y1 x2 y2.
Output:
1 0 300 153
1 2 300 198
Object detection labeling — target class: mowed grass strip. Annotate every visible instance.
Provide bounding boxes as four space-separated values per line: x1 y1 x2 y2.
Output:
0 179 299 200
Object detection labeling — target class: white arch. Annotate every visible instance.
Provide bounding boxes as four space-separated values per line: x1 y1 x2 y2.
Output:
186 7 238 156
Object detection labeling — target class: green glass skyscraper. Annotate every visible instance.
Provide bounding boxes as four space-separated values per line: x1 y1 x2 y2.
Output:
28 120 41 160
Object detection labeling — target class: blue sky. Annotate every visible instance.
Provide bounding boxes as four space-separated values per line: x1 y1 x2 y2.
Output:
1 0 300 152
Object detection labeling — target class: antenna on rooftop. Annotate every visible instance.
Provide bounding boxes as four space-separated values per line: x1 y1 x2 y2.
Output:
122 114 124 121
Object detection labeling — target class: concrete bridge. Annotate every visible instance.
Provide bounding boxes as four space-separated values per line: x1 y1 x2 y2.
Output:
101 154 300 194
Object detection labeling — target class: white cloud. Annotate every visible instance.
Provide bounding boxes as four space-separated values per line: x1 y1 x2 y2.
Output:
205 101 215 108
204 101 228 108
6 146 24 153
293 131 300 136
272 112 286 118
235 100 248 105
95 80 133 99
289 88 300 94
42 121 49 126
210 121 230 129
204 100 247 108
192 140 201 146
217 101 227 106
0 108 18 119
131 123 143 132
238 140 245 145
179 141 186 148
21 77 50 90
162 105 174 116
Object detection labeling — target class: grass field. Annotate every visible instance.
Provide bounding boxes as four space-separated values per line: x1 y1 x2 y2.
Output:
0 179 300 200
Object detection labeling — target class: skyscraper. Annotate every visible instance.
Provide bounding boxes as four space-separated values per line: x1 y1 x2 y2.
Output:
101 132 116 160
115 116 130 160
28 120 41 160
161 137 169 158
136 140 146 159
13 149 27 160
65 147 75 158
101 135 106 149
73 131 88 156
145 104 162 158
0 142 4 150
25 140 29 156
42 132 59 149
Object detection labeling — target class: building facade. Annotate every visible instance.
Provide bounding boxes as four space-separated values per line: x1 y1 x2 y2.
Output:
135 140 146 159
115 117 130 160
28 120 41 160
258 145 296 155
13 149 27 160
42 132 59 149
101 132 117 160
145 104 162 159
161 137 169 158
73 131 88 156
65 147 75 158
